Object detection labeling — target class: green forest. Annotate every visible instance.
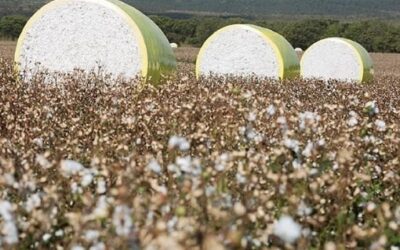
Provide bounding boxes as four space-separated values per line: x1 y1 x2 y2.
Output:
152 17 400 53
1 0 399 19
132 0 400 19
1 15 399 53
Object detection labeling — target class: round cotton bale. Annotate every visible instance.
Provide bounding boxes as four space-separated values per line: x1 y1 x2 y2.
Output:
295 48 303 53
170 43 178 49
15 0 176 83
301 37 373 83
196 24 299 80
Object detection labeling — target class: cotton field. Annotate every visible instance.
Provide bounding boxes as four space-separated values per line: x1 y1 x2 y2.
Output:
1 47 400 249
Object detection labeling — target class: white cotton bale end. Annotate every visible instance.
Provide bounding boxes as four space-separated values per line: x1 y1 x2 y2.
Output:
15 0 176 84
301 38 374 83
196 24 300 80
170 43 178 49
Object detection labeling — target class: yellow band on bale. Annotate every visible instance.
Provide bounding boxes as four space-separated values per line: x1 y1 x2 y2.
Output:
300 37 374 83
15 0 176 83
196 24 300 80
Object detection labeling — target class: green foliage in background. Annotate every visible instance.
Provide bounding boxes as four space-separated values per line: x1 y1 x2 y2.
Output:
2 0 400 19
0 14 399 53
0 15 27 40
152 16 400 53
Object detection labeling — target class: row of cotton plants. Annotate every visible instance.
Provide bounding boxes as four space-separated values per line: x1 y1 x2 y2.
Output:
0 58 399 249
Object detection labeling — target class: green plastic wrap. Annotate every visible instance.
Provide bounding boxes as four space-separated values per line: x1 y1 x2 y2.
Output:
342 38 374 82
15 0 176 84
107 0 176 83
196 24 300 80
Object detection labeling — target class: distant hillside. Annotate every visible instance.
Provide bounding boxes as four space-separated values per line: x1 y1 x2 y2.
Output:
130 0 400 19
1 0 399 19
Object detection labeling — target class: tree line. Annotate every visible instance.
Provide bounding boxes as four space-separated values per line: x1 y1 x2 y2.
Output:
1 15 399 53
152 16 400 53
2 0 400 19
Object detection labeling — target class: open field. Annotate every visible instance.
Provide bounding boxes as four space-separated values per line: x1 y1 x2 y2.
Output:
0 41 16 60
0 42 400 249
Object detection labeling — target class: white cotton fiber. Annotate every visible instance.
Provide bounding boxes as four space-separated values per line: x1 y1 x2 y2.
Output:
273 216 302 244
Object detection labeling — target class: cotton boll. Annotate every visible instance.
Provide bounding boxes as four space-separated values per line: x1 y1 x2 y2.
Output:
60 160 84 176
81 172 94 187
236 173 247 184
96 179 107 195
176 156 202 176
36 154 51 169
266 104 276 117
214 153 230 172
273 216 302 244
71 246 85 250
90 242 106 250
32 137 44 147
347 116 358 127
55 229 64 237
347 117 358 129
0 201 19 245
364 101 379 115
90 196 109 220
71 182 83 194
247 112 257 122
298 111 320 131
84 230 100 242
42 234 51 242
168 136 190 151
112 205 133 237
302 141 314 158
375 120 387 132
295 47 303 53
176 156 192 173
297 201 313 217
147 159 162 174
284 138 300 154
25 193 41 212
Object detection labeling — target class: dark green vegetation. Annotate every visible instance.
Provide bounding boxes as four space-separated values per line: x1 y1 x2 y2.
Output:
152 17 400 53
0 15 26 40
0 0 45 17
132 0 400 19
1 1 399 52
1 0 400 18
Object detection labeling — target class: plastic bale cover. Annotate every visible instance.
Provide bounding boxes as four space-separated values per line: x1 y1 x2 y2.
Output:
301 37 374 83
196 24 300 80
15 0 176 84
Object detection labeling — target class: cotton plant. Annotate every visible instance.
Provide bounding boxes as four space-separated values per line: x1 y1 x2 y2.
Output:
0 201 19 245
0 53 399 249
